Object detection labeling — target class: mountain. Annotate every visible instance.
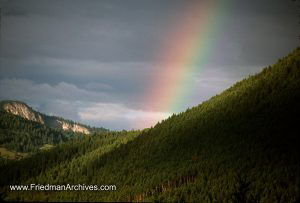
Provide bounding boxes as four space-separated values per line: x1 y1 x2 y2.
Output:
1 101 44 124
0 109 68 155
0 101 108 156
0 100 93 134
0 48 299 202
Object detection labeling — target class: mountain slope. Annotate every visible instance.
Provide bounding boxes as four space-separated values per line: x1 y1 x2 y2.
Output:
1 101 45 124
1 48 299 202
0 101 108 155
0 110 68 153
0 101 108 135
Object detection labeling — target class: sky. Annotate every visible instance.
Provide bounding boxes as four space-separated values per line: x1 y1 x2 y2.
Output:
0 0 299 130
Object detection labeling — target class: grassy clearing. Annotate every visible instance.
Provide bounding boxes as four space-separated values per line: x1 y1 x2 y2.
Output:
39 144 55 151
0 147 28 160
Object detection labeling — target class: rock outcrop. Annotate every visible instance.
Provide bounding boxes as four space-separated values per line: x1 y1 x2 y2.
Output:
58 120 90 134
2 101 90 134
3 102 45 124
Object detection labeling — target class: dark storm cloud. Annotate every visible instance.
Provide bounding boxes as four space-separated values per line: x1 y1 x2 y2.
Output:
2 7 27 16
0 0 176 62
0 0 298 129
203 0 299 68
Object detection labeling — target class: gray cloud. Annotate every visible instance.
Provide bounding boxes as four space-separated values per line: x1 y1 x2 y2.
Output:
0 0 171 62
0 78 171 129
0 78 108 102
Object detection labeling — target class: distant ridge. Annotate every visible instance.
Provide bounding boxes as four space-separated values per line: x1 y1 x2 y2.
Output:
0 100 108 134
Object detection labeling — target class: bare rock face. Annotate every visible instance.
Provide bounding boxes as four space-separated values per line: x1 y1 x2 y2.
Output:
3 102 45 124
57 120 90 134
2 101 91 135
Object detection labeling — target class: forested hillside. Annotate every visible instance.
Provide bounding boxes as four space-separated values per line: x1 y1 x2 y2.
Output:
0 48 299 202
0 101 109 155
0 110 68 153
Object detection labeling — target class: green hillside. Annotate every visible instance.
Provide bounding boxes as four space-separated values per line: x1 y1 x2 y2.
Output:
0 47 299 202
0 110 68 153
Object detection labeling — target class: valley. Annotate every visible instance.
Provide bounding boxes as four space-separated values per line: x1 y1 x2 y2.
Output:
0 48 299 202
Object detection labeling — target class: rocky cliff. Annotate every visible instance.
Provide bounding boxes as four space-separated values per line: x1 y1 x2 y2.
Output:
58 120 90 134
3 101 45 124
1 101 90 134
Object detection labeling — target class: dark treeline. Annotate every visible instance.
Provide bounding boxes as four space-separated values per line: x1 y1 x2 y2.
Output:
0 130 140 186
0 48 299 202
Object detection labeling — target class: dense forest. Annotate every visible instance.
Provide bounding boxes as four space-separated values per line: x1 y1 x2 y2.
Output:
0 47 299 202
0 110 69 153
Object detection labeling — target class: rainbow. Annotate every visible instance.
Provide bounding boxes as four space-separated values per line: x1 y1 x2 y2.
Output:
136 1 233 129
